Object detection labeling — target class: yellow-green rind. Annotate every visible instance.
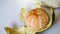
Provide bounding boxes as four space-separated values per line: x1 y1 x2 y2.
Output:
4 27 20 34
36 8 55 34
4 26 36 34
20 8 27 22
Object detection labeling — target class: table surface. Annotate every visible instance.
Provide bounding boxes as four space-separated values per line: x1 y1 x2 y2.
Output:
0 0 60 34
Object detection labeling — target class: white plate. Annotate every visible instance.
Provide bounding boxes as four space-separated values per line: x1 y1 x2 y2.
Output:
0 0 60 34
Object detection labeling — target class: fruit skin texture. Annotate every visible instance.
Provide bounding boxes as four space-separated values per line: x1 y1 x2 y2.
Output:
36 8 55 34
25 8 49 32
4 26 36 34
4 27 21 34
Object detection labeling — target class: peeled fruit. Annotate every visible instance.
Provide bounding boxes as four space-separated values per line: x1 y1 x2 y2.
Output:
25 8 49 32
